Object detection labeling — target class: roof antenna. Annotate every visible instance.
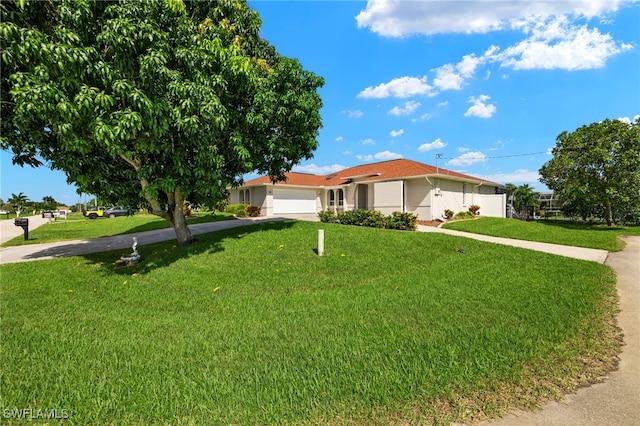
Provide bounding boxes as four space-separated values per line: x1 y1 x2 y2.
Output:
435 153 442 174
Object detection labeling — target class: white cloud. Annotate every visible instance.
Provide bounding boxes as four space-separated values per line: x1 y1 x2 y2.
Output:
432 64 464 91
362 138 376 145
457 147 470 153
389 100 421 116
418 138 447 152
342 109 364 119
447 151 487 167
492 16 633 70
357 150 403 162
357 76 434 98
432 53 485 91
293 163 346 175
464 95 496 118
335 136 344 142
390 128 404 137
374 150 403 160
617 114 640 124
355 0 629 37
342 150 352 155
412 113 433 122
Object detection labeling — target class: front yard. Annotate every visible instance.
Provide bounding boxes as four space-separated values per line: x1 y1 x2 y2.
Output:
442 217 640 251
0 221 621 424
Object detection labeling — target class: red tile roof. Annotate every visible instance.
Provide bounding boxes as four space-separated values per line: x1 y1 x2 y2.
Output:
242 159 501 188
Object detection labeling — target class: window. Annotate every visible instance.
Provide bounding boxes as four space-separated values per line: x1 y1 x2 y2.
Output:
328 190 335 207
338 189 344 206
245 189 250 205
239 190 245 204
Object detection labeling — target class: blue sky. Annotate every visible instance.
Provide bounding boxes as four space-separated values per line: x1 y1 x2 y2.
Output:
2 0 639 205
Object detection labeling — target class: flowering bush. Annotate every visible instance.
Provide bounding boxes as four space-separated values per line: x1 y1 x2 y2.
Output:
469 205 481 215
246 205 261 217
444 209 454 219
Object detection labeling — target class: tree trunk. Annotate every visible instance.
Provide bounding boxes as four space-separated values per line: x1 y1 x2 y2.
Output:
139 176 193 246
170 187 193 246
605 198 613 227
171 202 193 246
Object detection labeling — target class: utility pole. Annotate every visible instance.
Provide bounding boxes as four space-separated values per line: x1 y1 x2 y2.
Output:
435 153 442 174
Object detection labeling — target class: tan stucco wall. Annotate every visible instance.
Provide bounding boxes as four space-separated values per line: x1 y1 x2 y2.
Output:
373 180 404 215
405 178 432 220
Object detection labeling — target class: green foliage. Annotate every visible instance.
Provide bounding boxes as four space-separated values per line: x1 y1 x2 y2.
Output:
0 221 620 424
319 209 416 231
224 203 247 215
507 183 540 217
453 211 475 220
0 0 324 245
317 210 337 223
385 211 417 230
539 118 640 226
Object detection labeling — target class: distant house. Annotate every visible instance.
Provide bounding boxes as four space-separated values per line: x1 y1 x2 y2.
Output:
229 159 507 220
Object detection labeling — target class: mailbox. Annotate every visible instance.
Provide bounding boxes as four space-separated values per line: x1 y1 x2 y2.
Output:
14 217 29 240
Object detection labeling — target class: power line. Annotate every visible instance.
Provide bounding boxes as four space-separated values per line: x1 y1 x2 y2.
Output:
439 151 548 161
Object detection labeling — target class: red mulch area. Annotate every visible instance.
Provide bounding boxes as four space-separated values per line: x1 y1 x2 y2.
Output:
416 220 444 227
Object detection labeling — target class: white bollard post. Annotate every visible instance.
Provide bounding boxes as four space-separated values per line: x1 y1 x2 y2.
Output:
318 229 324 256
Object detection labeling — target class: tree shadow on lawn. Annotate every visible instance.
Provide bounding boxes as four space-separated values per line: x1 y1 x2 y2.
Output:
537 219 632 232
81 220 297 276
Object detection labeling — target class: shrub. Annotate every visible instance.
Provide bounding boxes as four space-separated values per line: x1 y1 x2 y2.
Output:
453 211 475 220
318 210 337 223
225 204 247 215
235 209 247 218
444 209 454 219
246 205 261 217
216 200 228 212
469 205 481 215
337 210 358 225
361 210 385 228
385 211 417 231
319 209 415 231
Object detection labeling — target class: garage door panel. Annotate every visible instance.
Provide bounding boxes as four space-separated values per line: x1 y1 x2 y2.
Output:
273 188 317 214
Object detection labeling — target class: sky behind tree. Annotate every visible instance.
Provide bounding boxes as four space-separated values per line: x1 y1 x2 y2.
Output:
2 0 639 205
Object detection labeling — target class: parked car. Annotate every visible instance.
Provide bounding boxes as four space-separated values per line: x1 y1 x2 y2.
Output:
104 206 129 218
84 206 107 219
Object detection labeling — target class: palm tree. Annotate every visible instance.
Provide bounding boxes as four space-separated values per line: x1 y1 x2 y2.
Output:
512 184 539 218
7 192 29 216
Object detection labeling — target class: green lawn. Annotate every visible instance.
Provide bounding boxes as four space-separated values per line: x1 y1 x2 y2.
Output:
1 212 235 247
442 217 640 251
0 221 620 425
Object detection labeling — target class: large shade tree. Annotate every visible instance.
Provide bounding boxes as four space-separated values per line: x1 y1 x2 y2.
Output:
539 118 640 225
1 0 324 245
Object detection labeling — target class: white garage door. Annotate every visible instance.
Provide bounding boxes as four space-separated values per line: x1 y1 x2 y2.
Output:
273 188 317 214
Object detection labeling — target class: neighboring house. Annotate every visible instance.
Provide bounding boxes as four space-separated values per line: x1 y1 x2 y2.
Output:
229 158 507 220
537 192 562 211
